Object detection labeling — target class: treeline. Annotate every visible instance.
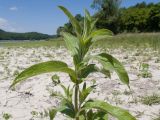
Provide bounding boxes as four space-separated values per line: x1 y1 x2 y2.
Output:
57 1 160 34
0 29 56 40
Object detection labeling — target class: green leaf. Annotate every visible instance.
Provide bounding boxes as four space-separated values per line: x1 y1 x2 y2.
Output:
78 63 111 79
79 85 96 104
79 64 98 78
62 32 79 56
85 9 91 22
91 29 113 37
91 18 98 31
49 109 57 120
83 13 91 39
93 53 129 86
90 29 113 41
10 61 76 88
94 111 108 120
57 99 75 118
60 84 73 100
59 6 82 36
87 109 94 120
84 100 136 120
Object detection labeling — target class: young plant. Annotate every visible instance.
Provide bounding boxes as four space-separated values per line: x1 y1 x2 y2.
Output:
10 6 136 120
138 63 152 78
2 113 12 120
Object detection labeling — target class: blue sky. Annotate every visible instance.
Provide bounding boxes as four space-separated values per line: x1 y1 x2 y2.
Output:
0 0 159 35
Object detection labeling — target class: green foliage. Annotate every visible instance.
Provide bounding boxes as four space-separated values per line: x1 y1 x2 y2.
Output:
51 74 60 85
147 3 160 31
119 7 150 32
10 6 136 120
83 100 136 120
141 94 160 106
10 61 76 88
138 63 152 78
49 109 57 120
91 0 121 17
2 113 12 120
58 2 160 34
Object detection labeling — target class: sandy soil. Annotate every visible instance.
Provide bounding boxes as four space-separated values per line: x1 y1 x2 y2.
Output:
0 46 159 120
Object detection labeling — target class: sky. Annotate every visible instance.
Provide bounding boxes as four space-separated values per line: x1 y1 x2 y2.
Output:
0 0 159 35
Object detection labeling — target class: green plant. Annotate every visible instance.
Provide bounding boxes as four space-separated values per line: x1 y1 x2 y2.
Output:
2 113 12 120
51 74 60 85
138 63 152 78
30 109 56 120
10 6 136 120
141 94 160 106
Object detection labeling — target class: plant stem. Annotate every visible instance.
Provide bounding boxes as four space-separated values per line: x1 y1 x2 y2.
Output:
74 83 79 120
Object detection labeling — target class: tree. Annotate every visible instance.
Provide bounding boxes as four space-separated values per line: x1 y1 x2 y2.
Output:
119 7 150 32
147 3 160 31
91 0 122 18
91 0 122 33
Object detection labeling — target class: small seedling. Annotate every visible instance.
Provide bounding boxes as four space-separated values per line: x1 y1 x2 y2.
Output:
10 6 136 120
138 63 152 78
2 113 12 120
51 74 60 85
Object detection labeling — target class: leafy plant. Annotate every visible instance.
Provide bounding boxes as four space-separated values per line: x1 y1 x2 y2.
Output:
10 6 136 120
2 113 12 120
138 63 152 78
141 94 160 106
30 109 57 120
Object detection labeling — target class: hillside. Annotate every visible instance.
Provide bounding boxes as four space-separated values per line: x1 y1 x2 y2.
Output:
0 29 56 40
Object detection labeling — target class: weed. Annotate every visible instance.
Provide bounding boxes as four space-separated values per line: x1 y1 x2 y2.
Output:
2 113 12 120
10 6 136 120
138 63 152 78
141 94 160 105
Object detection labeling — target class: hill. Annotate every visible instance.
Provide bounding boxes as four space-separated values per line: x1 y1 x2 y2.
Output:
0 29 56 40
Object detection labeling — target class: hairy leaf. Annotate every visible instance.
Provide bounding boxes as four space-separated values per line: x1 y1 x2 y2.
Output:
57 99 75 118
79 85 96 104
49 109 57 120
59 6 82 36
80 64 98 78
10 61 76 88
94 111 108 120
91 29 113 41
62 32 79 56
84 100 136 120
93 53 129 85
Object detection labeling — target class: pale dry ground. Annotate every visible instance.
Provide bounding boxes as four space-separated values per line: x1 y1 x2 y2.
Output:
0 46 159 120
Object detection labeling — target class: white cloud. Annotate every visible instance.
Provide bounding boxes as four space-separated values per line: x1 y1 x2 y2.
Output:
10 6 18 11
0 18 16 32
0 18 8 27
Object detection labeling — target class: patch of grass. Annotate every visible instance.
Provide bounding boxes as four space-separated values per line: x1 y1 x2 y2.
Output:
93 33 160 51
1 33 160 52
141 94 160 106
0 38 64 48
138 63 152 78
